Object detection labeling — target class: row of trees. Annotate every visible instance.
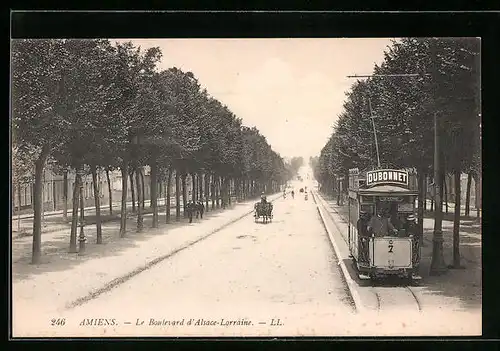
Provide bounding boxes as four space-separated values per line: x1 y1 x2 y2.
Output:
289 156 304 176
314 38 480 270
12 39 293 264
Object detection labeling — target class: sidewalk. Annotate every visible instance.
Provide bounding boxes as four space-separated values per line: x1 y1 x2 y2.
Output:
10 196 235 239
12 196 223 220
317 192 481 312
12 203 180 240
420 199 481 219
12 193 282 319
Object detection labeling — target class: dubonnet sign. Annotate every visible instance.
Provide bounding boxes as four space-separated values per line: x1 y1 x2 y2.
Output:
366 169 409 188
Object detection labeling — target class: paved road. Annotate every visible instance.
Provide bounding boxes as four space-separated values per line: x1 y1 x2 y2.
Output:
49 182 355 337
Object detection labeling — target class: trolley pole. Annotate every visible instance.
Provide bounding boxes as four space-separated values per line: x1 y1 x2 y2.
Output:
367 97 381 168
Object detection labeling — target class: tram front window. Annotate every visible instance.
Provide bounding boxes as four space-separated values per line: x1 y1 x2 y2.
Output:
368 203 397 237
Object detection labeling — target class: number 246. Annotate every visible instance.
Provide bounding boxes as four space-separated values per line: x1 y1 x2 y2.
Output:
51 318 65 326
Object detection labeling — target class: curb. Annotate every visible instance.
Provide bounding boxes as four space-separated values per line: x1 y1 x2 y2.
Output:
312 190 365 314
66 192 284 310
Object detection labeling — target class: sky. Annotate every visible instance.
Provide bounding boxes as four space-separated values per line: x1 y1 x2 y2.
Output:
117 38 396 161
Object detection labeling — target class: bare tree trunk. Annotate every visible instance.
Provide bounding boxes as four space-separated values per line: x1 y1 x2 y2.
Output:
69 169 80 253
136 166 143 232
51 175 57 211
452 170 462 268
181 174 187 218
175 171 181 221
191 173 196 203
91 164 102 244
465 171 472 216
31 151 49 264
241 178 245 200
79 176 85 238
235 177 240 202
205 173 210 212
443 174 448 213
166 168 172 223
417 169 425 245
63 170 68 221
106 169 113 215
17 182 22 232
129 169 136 213
474 172 481 219
211 173 216 210
150 159 158 228
119 161 128 238
216 176 221 208
439 171 444 213
140 169 145 210
423 176 427 211
220 177 225 209
198 173 203 202
157 180 162 208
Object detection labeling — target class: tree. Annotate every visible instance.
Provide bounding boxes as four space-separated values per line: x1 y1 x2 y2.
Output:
12 39 76 263
315 37 480 274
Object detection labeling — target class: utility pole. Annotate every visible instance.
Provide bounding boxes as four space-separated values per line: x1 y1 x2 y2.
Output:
429 110 446 274
428 39 447 275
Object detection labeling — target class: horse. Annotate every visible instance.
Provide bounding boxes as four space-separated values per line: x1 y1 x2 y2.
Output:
185 201 205 223
254 202 273 223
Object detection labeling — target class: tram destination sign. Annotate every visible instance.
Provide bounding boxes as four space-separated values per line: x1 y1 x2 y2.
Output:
366 169 409 188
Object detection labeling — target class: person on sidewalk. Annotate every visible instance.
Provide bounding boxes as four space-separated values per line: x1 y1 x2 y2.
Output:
404 213 420 273
367 205 397 237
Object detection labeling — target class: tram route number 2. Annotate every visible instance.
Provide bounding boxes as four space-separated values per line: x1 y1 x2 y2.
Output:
388 240 394 253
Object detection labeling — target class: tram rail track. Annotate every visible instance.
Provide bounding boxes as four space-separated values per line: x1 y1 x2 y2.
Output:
314 190 423 313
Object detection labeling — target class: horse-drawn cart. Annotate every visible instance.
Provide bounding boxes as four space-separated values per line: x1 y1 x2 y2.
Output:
254 202 273 223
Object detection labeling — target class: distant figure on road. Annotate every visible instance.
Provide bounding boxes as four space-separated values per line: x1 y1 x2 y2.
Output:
186 201 195 223
283 189 286 199
291 190 295 199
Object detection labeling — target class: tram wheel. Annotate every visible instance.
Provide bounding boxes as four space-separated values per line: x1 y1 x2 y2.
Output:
406 274 418 286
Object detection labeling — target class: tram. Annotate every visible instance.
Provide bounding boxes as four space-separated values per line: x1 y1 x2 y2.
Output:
347 168 421 281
